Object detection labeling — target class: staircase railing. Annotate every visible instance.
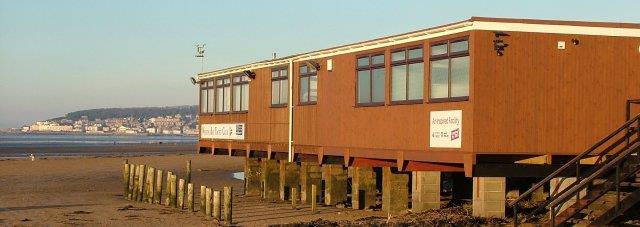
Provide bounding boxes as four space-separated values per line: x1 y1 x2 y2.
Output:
511 113 640 225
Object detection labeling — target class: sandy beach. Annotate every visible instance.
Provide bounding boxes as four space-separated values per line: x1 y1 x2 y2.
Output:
0 154 384 226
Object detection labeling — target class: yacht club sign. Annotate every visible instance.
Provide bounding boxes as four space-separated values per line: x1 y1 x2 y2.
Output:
429 110 462 148
201 123 245 140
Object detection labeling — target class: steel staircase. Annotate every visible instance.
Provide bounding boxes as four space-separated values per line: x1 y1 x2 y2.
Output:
511 100 640 226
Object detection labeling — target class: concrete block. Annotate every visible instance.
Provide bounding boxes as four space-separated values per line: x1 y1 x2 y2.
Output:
352 167 377 209
261 159 279 200
323 164 348 206
279 161 300 200
472 177 506 218
412 171 441 212
245 158 262 196
382 167 409 215
300 162 322 203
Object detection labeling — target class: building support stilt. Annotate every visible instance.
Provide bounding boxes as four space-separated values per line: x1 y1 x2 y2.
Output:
382 167 409 215
412 171 441 212
352 167 377 210
472 177 506 218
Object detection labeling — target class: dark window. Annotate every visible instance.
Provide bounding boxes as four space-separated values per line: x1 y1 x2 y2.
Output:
232 75 249 112
200 81 214 113
216 77 231 113
429 39 469 101
299 65 317 105
271 68 288 107
391 46 423 103
356 53 385 106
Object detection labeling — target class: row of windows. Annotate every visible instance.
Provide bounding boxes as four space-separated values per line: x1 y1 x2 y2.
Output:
200 38 469 114
200 75 249 113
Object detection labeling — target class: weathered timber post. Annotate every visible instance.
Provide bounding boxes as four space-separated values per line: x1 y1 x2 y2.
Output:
138 164 146 202
164 171 173 206
154 169 163 204
223 186 232 224
186 160 192 184
187 183 194 212
177 179 185 209
205 188 213 218
169 174 178 207
213 190 221 220
122 162 129 199
127 164 135 200
291 187 298 209
200 186 206 215
311 184 317 213
146 166 155 203
132 165 139 201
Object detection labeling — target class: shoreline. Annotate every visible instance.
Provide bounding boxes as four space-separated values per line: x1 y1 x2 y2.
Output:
0 143 197 159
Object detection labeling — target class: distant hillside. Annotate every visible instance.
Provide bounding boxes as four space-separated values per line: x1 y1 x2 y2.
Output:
50 105 197 121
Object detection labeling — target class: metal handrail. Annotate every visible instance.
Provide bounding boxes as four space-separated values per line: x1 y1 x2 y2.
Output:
510 113 640 207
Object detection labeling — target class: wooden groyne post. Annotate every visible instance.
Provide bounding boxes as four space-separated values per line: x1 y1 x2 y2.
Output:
205 187 213 218
291 187 298 209
154 169 163 204
177 179 185 209
223 186 232 224
200 186 207 215
138 164 147 202
186 160 192 184
127 164 135 200
164 171 173 206
187 183 194 212
146 166 155 203
311 184 317 213
123 160 129 199
213 190 221 220
169 174 177 207
132 165 139 201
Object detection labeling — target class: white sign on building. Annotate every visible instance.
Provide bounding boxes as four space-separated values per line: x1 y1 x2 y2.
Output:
200 123 245 140
429 110 462 148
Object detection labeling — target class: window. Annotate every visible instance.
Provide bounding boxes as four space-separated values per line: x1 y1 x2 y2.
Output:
356 53 385 106
271 68 288 106
429 39 469 101
215 77 231 113
200 81 214 113
232 75 249 112
299 65 317 104
391 47 423 103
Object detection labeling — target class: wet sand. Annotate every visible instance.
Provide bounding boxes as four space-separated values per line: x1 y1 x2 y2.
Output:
0 143 197 158
0 154 383 226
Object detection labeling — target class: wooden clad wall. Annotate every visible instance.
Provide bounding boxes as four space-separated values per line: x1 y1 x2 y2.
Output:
472 30 640 155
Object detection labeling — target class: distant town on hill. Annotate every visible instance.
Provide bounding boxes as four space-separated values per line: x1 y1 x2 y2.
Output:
13 105 199 135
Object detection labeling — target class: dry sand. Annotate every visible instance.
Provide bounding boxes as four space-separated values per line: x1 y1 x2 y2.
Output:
0 154 383 226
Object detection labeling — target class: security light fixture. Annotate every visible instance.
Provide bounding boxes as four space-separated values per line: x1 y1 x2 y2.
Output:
571 38 580 45
493 31 510 56
243 70 256 81
190 77 197 85
305 61 321 71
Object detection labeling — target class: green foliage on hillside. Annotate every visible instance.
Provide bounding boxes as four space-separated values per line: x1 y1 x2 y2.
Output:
50 105 197 121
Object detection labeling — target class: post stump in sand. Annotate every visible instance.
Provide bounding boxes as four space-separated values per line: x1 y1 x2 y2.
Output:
223 186 232 224
187 183 194 212
311 184 318 213
154 169 163 204
213 190 221 220
127 164 135 200
132 165 139 201
178 179 185 209
169 174 177 207
200 185 207 215
205 188 213 218
146 167 155 203
186 160 192 184
123 160 129 199
164 171 173 206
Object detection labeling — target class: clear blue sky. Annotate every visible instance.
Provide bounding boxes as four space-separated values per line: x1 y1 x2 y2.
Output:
1 0 638 128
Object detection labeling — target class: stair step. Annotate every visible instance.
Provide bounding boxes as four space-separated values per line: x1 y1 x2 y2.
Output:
620 182 640 187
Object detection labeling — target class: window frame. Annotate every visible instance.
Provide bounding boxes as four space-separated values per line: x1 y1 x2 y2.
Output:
199 80 214 114
355 52 386 107
390 45 424 105
231 74 249 113
428 37 470 103
215 76 232 114
271 67 289 108
298 64 318 106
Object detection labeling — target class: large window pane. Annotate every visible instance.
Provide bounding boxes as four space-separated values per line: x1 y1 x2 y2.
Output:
200 90 207 113
391 51 405 62
207 88 214 112
451 40 469 53
408 62 423 100
372 68 385 103
300 76 309 103
280 79 288 104
430 44 447 56
450 56 469 97
357 57 369 67
271 81 279 105
391 65 407 101
224 86 231 111
217 87 224 112
430 59 449 99
372 55 384 65
233 85 241 111
357 71 371 103
241 84 249 111
309 75 317 102
408 48 423 59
